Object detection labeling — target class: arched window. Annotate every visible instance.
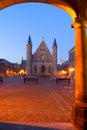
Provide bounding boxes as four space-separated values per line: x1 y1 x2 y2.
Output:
43 48 45 51
41 55 45 61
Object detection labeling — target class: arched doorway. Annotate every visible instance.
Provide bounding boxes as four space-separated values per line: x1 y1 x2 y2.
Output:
0 1 87 130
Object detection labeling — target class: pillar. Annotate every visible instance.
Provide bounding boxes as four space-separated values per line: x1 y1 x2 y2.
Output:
71 17 87 130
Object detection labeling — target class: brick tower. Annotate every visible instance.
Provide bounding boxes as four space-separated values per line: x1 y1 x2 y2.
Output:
52 38 57 75
26 35 32 75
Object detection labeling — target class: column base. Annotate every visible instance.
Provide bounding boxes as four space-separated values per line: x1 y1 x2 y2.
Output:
71 101 87 130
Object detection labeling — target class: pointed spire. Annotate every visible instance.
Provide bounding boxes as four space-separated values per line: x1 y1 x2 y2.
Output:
21 57 23 64
28 35 32 45
53 38 57 47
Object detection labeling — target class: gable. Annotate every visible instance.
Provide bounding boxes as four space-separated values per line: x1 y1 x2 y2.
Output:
34 40 51 55
33 40 52 61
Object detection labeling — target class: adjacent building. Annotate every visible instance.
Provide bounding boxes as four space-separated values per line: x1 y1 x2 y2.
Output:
0 58 23 76
68 46 75 78
68 46 75 68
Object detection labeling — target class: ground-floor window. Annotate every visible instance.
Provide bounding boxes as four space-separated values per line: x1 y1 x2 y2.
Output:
34 65 37 74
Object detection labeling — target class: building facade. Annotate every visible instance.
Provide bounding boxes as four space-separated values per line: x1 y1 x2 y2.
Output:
26 35 57 76
0 59 10 75
68 46 75 79
68 46 75 68
0 59 21 76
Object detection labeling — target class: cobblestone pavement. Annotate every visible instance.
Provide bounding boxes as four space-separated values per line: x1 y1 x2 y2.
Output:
0 76 75 129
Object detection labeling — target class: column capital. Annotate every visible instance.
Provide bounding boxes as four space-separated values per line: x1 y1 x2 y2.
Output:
71 17 87 29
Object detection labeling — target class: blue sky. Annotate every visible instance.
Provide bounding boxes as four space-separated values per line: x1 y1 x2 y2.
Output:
0 3 74 64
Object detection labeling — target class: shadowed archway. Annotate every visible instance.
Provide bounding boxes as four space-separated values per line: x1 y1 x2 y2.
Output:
0 0 87 130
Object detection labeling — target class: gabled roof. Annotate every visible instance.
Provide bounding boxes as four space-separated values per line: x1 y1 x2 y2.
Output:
0 58 10 63
68 46 75 53
34 40 51 55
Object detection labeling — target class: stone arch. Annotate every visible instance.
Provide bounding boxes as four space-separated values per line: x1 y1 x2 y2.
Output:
0 0 77 20
0 1 87 130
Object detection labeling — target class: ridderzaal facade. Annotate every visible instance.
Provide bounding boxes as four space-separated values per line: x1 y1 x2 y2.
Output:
26 35 57 76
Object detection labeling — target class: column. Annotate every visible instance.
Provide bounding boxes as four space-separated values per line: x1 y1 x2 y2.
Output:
71 17 87 130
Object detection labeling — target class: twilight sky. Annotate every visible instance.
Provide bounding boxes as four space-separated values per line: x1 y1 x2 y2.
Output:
0 2 74 64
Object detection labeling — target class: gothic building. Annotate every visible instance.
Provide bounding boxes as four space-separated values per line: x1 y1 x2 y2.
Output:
26 35 57 76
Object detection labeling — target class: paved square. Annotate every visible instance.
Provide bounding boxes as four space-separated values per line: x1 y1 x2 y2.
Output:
0 76 75 123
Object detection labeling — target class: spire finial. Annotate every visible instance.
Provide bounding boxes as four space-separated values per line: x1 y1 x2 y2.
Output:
53 38 57 47
28 35 32 45
21 57 23 64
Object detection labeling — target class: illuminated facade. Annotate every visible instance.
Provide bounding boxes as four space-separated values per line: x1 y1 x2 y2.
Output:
26 35 57 76
0 59 11 75
0 59 20 76
0 0 87 130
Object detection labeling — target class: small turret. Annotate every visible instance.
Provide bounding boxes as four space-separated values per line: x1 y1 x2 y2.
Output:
21 57 23 64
